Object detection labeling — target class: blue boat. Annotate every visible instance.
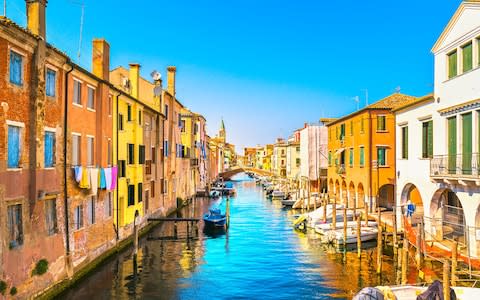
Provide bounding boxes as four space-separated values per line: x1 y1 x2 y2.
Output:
203 208 227 228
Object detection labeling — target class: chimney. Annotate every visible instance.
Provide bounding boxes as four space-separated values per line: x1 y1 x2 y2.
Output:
167 66 176 97
26 0 47 39
129 63 140 99
92 39 110 81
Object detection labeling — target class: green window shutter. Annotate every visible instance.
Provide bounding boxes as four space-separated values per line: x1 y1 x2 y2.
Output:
402 127 408 159
350 120 353 135
448 117 457 174
378 148 386 166
448 50 458 78
361 117 364 132
427 120 433 158
462 113 472 174
328 152 331 165
360 147 364 166
336 127 338 140
422 122 428 158
349 149 353 166
462 43 473 73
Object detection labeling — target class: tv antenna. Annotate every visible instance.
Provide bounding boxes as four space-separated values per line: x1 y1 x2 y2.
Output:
352 96 360 110
69 1 85 60
361 89 369 106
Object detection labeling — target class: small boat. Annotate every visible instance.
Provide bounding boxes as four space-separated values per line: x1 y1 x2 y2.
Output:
314 221 377 235
325 226 378 244
209 190 221 198
203 208 227 228
271 190 286 199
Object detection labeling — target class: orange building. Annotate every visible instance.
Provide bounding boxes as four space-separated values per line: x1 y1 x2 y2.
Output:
327 94 417 211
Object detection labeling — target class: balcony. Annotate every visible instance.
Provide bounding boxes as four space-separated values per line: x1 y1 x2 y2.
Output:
430 153 480 184
336 164 346 175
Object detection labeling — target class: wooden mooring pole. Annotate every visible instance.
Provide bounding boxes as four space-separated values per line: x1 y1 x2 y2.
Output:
226 196 231 229
444 260 451 300
365 203 369 227
402 238 408 284
343 208 347 248
416 222 423 269
323 195 327 223
332 200 337 230
451 240 458 287
376 209 383 274
357 215 362 258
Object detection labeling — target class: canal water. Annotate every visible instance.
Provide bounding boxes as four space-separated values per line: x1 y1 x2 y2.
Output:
62 173 409 299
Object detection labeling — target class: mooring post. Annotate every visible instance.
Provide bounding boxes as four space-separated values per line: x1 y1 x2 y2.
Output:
133 210 139 256
416 222 423 269
307 182 311 211
451 240 458 287
226 196 230 229
444 260 451 300
332 200 337 230
402 238 408 284
343 208 347 247
187 220 190 239
357 216 362 258
323 195 327 222
174 221 178 239
365 203 369 227
393 203 398 251
376 209 383 274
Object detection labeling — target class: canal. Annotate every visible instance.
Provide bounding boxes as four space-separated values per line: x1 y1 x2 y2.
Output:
62 173 409 299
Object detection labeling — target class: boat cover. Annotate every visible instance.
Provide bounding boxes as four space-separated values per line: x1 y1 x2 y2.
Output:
416 280 456 300
353 287 384 300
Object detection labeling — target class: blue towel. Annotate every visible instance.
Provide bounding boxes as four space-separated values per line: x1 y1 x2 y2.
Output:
74 166 82 183
99 168 107 189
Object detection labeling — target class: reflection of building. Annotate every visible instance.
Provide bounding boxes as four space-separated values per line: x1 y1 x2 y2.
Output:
327 94 417 211
395 1 480 259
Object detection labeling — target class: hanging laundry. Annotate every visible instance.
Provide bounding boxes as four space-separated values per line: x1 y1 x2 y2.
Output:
110 166 118 190
104 167 112 191
99 168 107 189
74 166 83 183
90 168 99 195
79 167 90 189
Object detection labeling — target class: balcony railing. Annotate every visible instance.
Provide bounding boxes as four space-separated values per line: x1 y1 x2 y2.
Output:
430 153 480 178
336 164 346 175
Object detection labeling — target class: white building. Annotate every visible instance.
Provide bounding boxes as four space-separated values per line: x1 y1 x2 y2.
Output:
299 123 328 192
395 1 480 258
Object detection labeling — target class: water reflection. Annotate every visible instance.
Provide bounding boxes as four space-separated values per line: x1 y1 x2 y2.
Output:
62 173 421 300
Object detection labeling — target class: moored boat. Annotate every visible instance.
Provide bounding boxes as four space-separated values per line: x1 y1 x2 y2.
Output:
203 208 227 228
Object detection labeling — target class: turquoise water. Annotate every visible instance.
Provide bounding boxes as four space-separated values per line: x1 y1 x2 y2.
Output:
63 174 401 299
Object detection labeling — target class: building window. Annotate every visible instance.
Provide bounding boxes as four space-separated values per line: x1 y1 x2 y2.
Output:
194 123 198 135
359 146 365 167
165 104 169 120
45 131 56 167
361 117 365 133
164 141 169 157
128 184 135 206
87 136 94 166
180 120 186 132
328 151 332 166
9 50 23 86
349 148 354 167
7 203 23 248
422 120 433 158
151 181 155 197
296 158 300 167
128 144 135 164
152 147 156 163
107 139 112 166
350 120 353 135
127 104 132 121
73 80 82 105
74 204 84 230
377 116 386 131
45 198 58 235
448 50 458 79
118 114 124 131
8 125 21 168
340 124 346 140
138 183 143 203
105 192 112 218
296 146 300 152
46 68 56 97
401 126 408 159
138 110 142 125
178 113 182 127
139 145 145 164
477 38 480 67
72 134 81 166
87 86 95 110
162 179 168 194
87 196 95 225
377 147 387 166
118 160 126 177
108 95 112 116
462 42 473 73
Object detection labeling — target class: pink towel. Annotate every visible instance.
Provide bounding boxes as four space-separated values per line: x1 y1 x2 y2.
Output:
110 166 118 190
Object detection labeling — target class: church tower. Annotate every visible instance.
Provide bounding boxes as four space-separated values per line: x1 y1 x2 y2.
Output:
219 118 226 142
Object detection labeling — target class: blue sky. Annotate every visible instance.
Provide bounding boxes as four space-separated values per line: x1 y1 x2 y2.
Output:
6 0 460 150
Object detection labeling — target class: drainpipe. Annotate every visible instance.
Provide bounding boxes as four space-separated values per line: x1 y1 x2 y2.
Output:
63 62 74 255
115 93 120 240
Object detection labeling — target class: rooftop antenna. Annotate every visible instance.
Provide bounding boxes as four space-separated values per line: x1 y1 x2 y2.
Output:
69 1 85 60
352 96 360 110
3 0 6 17
361 89 369 106
395 86 401 93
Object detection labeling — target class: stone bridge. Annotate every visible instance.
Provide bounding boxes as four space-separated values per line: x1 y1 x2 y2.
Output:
219 166 273 180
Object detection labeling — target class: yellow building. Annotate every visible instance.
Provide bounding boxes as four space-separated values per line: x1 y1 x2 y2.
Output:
262 144 273 171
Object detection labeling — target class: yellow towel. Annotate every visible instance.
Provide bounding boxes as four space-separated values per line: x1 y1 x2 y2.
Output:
79 167 90 189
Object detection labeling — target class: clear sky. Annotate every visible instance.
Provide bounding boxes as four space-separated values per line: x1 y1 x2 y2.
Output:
6 0 461 151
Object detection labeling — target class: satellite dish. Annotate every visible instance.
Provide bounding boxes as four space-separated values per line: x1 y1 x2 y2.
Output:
150 70 161 81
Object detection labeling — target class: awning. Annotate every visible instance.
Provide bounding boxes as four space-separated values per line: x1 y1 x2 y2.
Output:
334 148 345 156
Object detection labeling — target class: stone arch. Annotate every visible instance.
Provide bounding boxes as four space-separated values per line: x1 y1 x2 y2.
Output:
341 180 347 205
378 184 395 210
348 181 356 208
357 183 365 208
430 188 465 243
400 183 424 226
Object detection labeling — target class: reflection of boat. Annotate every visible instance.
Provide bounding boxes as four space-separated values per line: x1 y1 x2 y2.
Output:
203 226 226 238
203 208 227 228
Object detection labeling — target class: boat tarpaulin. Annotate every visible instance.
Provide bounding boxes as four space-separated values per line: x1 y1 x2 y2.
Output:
416 280 456 300
353 287 384 300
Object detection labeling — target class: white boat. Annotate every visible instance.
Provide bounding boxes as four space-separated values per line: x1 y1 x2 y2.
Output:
325 226 378 244
306 205 358 228
314 220 377 235
271 190 286 199
291 196 323 209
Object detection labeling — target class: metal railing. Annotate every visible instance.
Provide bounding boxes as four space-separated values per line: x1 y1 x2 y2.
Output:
430 153 480 177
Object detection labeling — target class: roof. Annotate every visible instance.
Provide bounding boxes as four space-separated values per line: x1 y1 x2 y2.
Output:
392 93 434 113
319 118 337 125
327 93 418 126
431 1 480 53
